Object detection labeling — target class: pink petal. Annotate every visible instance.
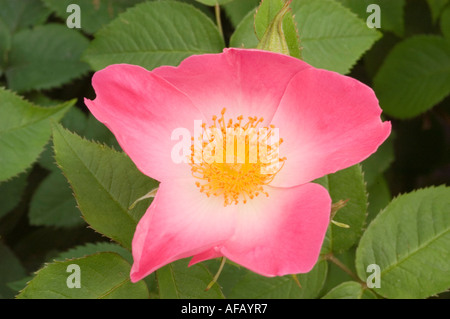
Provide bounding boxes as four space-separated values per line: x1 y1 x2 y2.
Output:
270 68 391 187
130 178 237 283
84 64 206 182
189 248 223 267
153 48 311 125
219 183 331 276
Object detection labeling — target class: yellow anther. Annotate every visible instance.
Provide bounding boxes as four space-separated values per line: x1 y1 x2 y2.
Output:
190 109 285 206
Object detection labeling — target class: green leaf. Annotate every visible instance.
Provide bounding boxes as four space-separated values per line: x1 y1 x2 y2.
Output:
426 0 449 23
0 88 73 182
157 259 224 299
0 242 26 299
374 35 450 119
5 24 90 92
228 260 328 298
322 281 377 299
42 0 144 34
355 186 450 299
83 115 121 148
254 0 286 39
337 0 405 37
0 172 27 219
318 165 368 254
0 0 51 33
83 1 224 71
166 0 215 19
17 252 149 299
38 106 89 172
39 110 120 172
223 0 260 27
254 0 301 58
52 124 158 249
230 0 381 74
58 107 89 135
25 92 66 107
229 9 259 48
56 242 133 265
29 170 83 228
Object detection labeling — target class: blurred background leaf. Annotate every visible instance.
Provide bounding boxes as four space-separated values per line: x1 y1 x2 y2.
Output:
0 242 26 298
83 1 225 71
52 124 158 249
0 0 50 33
4 25 90 92
356 186 450 299
374 35 450 119
0 88 73 182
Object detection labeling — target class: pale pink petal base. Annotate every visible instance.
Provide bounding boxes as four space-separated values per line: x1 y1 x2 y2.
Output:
130 179 237 283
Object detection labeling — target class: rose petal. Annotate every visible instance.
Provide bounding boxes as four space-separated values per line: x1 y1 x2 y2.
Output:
130 178 236 282
85 64 206 182
270 68 391 187
189 248 223 267
219 183 331 276
153 48 311 125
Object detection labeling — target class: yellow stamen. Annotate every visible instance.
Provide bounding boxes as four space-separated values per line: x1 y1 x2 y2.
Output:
189 109 286 206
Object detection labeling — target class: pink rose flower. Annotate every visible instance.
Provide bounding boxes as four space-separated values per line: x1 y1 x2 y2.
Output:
85 48 391 283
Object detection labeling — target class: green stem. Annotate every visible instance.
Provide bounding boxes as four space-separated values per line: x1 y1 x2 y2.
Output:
326 254 364 285
205 257 227 291
215 3 223 39
128 187 158 210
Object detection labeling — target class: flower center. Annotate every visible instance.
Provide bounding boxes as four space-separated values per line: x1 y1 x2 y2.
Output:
190 108 286 206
